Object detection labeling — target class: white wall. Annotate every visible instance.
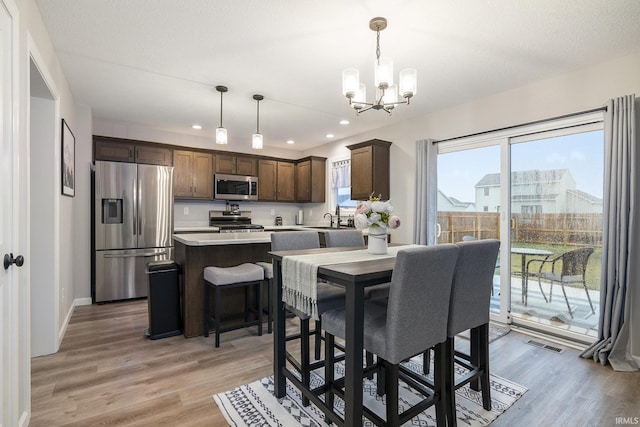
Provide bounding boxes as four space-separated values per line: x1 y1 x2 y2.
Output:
304 52 640 245
19 0 92 340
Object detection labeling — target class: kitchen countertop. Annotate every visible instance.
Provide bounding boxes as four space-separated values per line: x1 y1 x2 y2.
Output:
174 225 220 233
172 225 373 246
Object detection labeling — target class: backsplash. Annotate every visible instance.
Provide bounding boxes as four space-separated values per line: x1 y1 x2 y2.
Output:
174 200 329 228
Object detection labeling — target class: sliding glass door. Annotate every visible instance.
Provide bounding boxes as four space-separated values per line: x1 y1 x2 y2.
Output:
509 126 603 339
436 114 604 340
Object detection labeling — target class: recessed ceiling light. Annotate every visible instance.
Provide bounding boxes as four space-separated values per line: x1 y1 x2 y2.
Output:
286 140 295 145
339 120 350 125
326 133 335 138
192 124 202 130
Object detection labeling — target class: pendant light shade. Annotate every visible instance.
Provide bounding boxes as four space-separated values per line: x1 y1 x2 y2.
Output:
215 85 228 145
216 127 228 145
252 94 264 150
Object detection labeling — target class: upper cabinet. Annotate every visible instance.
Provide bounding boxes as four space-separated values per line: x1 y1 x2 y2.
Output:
258 159 296 202
215 154 258 176
173 149 214 199
94 136 172 166
277 161 296 202
258 159 277 201
296 157 326 203
93 135 327 202
348 139 392 200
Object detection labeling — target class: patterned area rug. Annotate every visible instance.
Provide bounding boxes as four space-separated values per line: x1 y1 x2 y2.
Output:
213 353 526 426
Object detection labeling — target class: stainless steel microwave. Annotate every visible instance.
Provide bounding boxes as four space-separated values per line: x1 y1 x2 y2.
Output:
214 174 259 201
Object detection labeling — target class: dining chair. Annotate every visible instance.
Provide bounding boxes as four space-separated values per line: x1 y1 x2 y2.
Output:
444 238 500 427
526 246 595 318
323 229 390 300
256 231 344 406
322 244 459 427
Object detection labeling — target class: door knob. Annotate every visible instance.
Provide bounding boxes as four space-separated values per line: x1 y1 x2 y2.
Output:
3 253 25 270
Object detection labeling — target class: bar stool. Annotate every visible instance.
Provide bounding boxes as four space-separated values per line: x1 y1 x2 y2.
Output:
203 263 264 347
255 261 273 334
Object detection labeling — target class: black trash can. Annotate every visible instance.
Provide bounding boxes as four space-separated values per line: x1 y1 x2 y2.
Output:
146 261 183 340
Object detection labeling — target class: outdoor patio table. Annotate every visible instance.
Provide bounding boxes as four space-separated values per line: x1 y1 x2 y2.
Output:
511 247 553 305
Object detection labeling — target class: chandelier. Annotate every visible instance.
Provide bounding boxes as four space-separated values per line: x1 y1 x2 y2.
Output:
342 17 417 114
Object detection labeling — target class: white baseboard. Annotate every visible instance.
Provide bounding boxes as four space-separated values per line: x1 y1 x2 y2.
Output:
74 297 92 306
56 298 92 349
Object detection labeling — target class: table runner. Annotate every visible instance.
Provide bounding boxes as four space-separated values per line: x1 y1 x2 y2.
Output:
282 244 420 320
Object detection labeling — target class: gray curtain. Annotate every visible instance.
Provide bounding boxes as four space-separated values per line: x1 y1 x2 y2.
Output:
413 139 438 245
580 94 639 371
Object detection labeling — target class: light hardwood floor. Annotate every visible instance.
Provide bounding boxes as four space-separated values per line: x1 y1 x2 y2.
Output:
31 300 639 426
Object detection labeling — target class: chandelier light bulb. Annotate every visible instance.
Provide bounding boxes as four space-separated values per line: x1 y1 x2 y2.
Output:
399 68 417 99
342 68 360 98
374 57 393 89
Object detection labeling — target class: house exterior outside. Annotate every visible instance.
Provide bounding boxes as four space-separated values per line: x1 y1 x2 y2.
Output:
474 169 602 214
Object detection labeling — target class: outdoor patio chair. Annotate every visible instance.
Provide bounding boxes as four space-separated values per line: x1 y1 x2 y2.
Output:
526 246 595 318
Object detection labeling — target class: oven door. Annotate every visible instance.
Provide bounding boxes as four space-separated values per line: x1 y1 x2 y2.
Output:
214 174 258 200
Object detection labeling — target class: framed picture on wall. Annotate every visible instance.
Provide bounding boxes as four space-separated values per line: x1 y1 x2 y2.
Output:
61 118 75 197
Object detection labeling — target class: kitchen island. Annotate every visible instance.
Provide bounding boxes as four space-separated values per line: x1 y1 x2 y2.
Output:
173 227 385 338
174 232 274 338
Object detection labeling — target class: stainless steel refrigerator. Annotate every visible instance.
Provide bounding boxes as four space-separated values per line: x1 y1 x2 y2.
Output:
92 161 174 303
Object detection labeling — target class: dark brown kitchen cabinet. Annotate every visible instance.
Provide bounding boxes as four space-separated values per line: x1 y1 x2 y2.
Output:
134 145 172 166
215 154 257 176
173 149 213 199
94 137 172 166
236 155 258 175
348 139 392 200
94 139 135 162
277 161 296 201
258 159 295 202
296 157 326 202
258 159 277 201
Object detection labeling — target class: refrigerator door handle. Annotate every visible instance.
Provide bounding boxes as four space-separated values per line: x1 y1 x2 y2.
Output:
103 250 170 258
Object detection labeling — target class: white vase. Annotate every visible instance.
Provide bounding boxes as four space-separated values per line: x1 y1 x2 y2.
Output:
367 227 388 254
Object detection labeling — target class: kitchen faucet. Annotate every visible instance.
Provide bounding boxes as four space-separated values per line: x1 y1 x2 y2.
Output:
334 204 342 227
323 212 334 227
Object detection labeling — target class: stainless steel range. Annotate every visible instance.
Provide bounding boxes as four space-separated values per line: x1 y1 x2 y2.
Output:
209 210 264 233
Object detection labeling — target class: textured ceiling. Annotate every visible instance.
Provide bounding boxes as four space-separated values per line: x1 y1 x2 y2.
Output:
35 0 640 151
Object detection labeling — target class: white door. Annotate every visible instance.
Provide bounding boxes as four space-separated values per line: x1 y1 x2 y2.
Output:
1 0 21 425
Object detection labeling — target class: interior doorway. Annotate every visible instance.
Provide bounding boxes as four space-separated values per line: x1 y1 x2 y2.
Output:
29 56 59 357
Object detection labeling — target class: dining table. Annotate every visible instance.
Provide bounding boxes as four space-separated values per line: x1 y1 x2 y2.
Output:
270 243 417 426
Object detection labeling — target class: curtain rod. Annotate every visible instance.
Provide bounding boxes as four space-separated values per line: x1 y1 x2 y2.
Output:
434 106 607 144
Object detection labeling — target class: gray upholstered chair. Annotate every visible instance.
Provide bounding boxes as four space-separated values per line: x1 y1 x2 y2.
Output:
444 239 500 427
323 229 390 300
256 231 344 406
322 244 459 427
322 229 365 247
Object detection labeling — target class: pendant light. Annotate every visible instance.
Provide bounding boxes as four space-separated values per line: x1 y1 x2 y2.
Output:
252 94 264 150
215 85 228 144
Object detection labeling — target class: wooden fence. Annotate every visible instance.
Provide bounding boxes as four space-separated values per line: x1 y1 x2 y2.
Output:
437 211 602 247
